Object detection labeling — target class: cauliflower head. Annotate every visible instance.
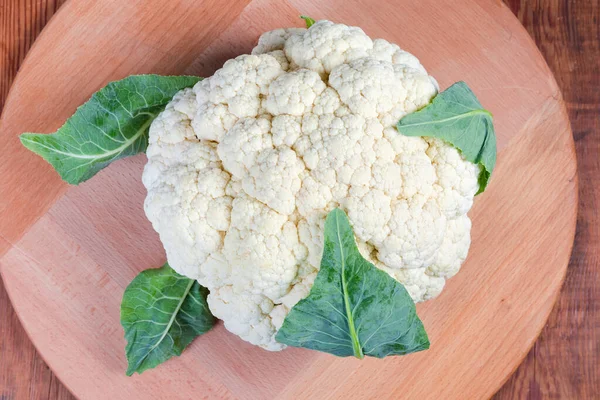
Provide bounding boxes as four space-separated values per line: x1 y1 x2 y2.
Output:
142 20 480 351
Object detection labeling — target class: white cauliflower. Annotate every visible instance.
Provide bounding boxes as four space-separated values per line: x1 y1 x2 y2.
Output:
143 20 480 351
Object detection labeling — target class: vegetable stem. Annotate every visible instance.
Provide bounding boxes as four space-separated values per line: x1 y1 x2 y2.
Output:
336 211 364 359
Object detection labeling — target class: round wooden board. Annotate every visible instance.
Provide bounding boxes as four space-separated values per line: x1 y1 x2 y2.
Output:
0 0 577 399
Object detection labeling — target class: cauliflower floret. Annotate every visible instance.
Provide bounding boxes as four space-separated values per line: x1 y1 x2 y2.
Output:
297 213 327 268
192 103 237 142
221 196 303 300
144 142 232 279
371 38 427 74
217 117 273 178
378 197 447 270
383 267 446 302
284 20 373 76
296 174 332 217
426 215 472 278
344 186 391 245
192 55 284 140
143 20 480 351
266 50 291 71
208 287 283 350
251 28 306 55
295 113 383 190
426 138 481 218
271 115 302 147
242 147 305 215
312 87 342 115
264 69 326 116
329 58 405 118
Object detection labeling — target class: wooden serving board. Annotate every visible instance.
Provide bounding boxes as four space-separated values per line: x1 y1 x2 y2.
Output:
0 0 577 399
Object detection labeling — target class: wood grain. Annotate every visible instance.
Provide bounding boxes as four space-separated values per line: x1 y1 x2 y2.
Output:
0 0 66 110
495 0 600 398
0 2 71 399
0 0 590 399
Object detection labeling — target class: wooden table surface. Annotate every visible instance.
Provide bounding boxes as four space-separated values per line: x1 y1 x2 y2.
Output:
0 0 597 398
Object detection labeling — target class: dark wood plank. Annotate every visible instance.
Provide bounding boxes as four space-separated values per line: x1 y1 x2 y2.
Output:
0 0 597 399
0 0 66 110
495 0 600 399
